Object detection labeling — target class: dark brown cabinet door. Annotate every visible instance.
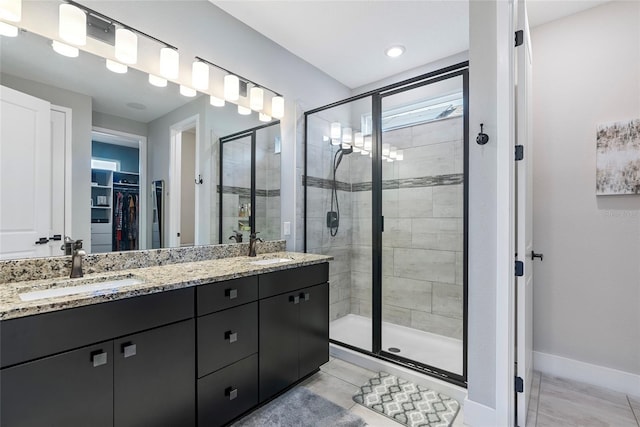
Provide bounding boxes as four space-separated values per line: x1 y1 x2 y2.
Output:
259 292 300 401
0 342 114 427
298 283 329 378
114 319 195 427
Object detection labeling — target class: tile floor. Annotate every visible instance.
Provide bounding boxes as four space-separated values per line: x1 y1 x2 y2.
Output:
298 357 640 427
299 357 465 426
527 371 640 427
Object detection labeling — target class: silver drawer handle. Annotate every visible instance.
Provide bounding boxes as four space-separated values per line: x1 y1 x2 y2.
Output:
225 387 238 401
225 331 238 343
122 343 137 358
91 350 108 367
225 288 238 299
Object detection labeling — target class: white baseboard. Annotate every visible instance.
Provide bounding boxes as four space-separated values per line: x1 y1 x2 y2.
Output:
533 351 640 396
463 398 496 427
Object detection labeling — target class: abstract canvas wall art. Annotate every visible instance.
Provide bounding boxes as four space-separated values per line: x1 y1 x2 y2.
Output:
596 119 640 195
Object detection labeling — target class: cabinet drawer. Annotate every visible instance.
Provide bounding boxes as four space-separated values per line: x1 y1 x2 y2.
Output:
91 223 111 234
198 354 258 427
0 341 114 427
197 275 257 316
197 302 257 377
1 288 194 368
259 263 329 299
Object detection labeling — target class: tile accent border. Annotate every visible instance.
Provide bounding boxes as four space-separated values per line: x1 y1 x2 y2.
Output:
304 173 464 193
217 185 280 197
0 240 287 285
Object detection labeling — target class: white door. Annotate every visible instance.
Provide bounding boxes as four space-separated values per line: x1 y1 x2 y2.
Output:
516 1 534 425
0 85 52 259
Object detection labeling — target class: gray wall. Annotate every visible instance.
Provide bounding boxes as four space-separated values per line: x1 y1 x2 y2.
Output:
532 1 640 375
1 73 93 251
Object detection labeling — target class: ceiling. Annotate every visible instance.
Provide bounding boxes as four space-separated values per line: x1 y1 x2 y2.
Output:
213 0 611 89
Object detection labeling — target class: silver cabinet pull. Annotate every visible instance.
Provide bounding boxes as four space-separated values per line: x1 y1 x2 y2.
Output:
122 342 137 358
225 331 238 343
91 350 107 367
225 288 238 299
300 292 310 302
225 387 238 401
289 295 300 304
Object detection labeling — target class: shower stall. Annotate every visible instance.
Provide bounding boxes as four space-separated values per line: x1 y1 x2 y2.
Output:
304 63 468 386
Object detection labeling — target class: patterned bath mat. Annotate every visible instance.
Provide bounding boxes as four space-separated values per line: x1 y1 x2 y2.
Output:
353 372 460 427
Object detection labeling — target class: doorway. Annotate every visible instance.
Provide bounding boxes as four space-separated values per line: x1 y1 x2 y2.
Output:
169 115 200 248
304 63 469 386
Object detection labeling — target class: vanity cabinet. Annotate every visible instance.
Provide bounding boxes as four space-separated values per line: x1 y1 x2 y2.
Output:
258 263 329 402
196 276 259 427
0 288 195 427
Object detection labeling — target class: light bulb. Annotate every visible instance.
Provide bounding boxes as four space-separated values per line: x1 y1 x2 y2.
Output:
0 21 18 37
224 74 239 101
192 61 209 90
271 96 284 119
354 132 364 148
115 28 137 64
342 127 353 143
0 0 21 22
179 85 196 97
238 105 251 115
209 95 225 107
51 40 78 58
259 113 272 122
330 122 341 139
250 87 264 111
106 59 127 74
59 4 86 46
148 74 167 87
160 47 179 79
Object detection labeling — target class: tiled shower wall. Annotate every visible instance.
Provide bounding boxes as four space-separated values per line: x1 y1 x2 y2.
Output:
305 115 463 340
350 117 464 339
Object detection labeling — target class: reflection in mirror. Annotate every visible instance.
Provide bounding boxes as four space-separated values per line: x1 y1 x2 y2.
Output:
151 180 165 249
219 122 281 243
0 26 272 260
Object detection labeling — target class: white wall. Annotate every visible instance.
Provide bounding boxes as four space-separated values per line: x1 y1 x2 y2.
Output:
532 1 640 376
180 131 197 246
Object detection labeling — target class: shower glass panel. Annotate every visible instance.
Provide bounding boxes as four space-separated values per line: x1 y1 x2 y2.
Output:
221 135 252 239
380 75 465 376
305 96 373 352
255 126 281 241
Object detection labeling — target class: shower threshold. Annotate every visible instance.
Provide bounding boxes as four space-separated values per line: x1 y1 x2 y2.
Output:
330 313 463 375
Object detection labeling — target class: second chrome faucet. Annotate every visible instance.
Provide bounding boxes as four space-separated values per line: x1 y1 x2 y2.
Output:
248 232 262 257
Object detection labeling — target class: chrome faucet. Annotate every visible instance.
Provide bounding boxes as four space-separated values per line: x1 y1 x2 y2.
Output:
248 232 263 257
70 240 86 278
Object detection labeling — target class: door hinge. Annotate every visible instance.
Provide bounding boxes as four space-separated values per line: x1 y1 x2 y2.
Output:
515 30 524 47
515 376 524 393
515 145 524 161
515 260 524 277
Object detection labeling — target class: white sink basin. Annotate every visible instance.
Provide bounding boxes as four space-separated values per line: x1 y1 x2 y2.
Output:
249 258 293 266
19 277 143 302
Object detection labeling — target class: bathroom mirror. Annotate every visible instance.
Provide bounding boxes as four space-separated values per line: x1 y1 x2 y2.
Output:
0 25 269 260
219 122 281 244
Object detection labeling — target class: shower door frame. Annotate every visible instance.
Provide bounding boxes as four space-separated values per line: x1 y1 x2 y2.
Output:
303 62 469 387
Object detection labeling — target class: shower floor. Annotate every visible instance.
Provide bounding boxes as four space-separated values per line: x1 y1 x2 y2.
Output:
330 313 463 375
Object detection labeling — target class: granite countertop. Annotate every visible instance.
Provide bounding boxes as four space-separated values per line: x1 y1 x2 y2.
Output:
0 252 332 321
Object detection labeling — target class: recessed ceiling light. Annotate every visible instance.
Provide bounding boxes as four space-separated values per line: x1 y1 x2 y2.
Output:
385 45 405 58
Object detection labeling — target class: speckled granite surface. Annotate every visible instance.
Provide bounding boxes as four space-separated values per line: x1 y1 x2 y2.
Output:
0 240 286 284
0 251 332 320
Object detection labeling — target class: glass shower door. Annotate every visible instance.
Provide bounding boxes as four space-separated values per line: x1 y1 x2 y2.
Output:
379 73 467 378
